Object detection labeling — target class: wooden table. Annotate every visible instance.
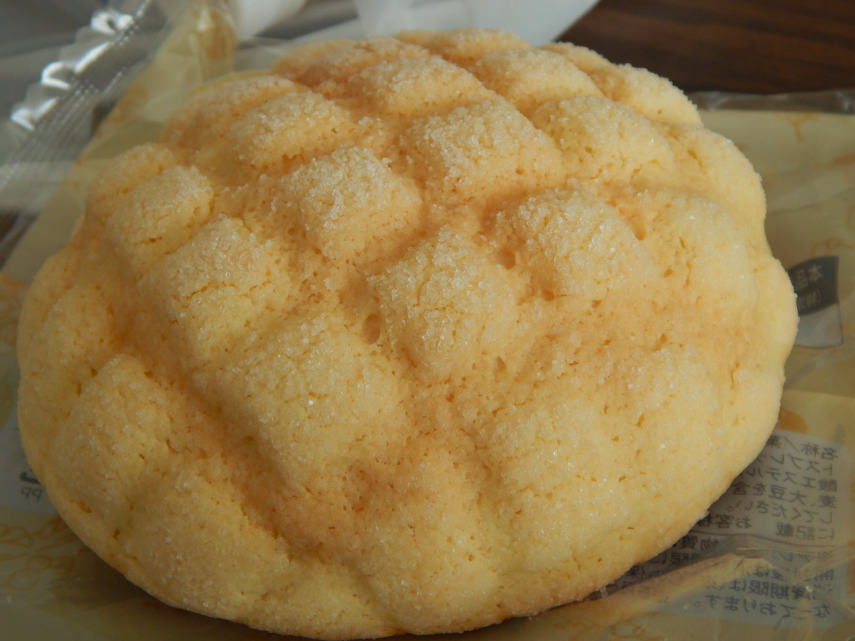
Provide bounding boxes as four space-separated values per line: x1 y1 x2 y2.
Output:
560 0 855 94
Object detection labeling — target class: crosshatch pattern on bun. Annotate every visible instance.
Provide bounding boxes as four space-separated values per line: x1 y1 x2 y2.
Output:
17 28 797 640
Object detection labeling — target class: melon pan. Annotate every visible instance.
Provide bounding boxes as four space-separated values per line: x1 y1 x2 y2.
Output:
17 28 797 639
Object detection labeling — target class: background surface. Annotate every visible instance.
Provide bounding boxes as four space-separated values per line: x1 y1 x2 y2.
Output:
560 0 855 93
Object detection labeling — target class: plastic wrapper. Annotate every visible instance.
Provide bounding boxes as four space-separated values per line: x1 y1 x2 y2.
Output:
0 2 853 639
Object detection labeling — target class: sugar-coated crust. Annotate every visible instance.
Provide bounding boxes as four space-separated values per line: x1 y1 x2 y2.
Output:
17 29 797 640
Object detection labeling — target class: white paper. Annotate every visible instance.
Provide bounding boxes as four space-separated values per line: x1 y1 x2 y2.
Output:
354 0 599 44
230 0 599 44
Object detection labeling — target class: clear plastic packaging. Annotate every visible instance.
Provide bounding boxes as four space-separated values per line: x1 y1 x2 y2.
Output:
0 2 853 639
0 1 186 266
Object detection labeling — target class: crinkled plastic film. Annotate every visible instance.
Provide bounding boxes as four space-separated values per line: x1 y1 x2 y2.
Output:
0 2 853 640
0 0 175 267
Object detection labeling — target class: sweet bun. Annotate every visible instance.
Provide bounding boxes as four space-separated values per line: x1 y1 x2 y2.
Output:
17 29 797 639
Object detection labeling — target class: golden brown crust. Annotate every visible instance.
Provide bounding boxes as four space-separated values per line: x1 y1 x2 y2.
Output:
17 28 797 639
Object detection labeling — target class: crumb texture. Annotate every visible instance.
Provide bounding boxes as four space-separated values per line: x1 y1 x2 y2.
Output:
17 29 797 640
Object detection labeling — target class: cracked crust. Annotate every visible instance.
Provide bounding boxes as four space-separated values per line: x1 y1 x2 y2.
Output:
17 28 797 640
